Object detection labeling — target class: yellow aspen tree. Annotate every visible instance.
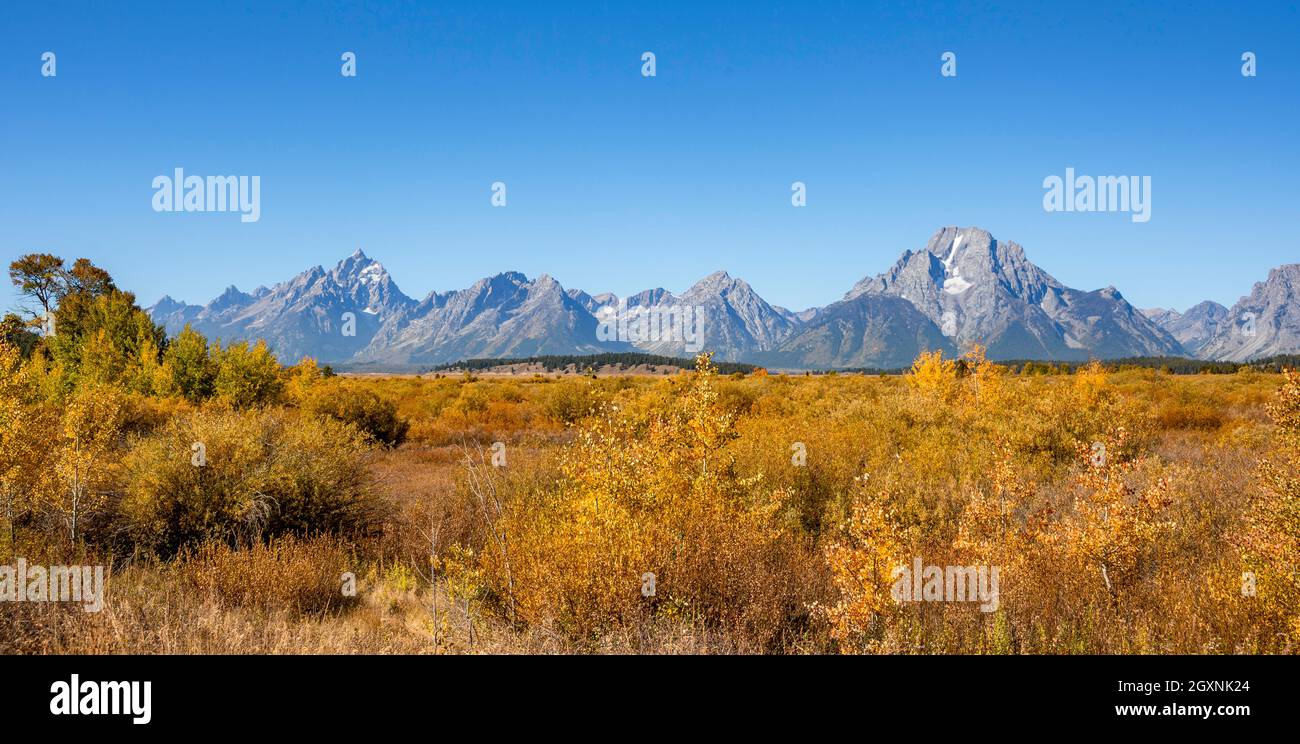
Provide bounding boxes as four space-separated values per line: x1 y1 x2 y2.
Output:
51 383 123 546
0 341 34 548
822 488 905 650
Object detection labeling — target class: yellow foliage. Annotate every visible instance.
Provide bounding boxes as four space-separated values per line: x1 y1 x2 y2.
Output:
1240 368 1300 642
1073 359 1112 409
822 488 905 650
212 339 284 408
1061 427 1174 602
479 353 813 648
118 408 379 553
906 349 958 402
48 383 125 545
283 356 324 405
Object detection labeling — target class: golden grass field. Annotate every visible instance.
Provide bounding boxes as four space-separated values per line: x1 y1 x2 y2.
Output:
3 345 1299 655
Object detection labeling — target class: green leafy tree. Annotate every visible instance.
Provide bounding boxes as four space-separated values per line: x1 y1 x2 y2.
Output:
0 313 40 358
49 287 165 385
161 325 217 402
214 339 284 408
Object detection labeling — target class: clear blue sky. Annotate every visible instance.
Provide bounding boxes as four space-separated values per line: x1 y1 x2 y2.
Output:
2 0 1296 316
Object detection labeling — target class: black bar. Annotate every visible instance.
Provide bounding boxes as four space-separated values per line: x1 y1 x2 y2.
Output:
0 654 1285 733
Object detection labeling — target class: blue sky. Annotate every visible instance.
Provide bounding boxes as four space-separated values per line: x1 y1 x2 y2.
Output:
2 0 1297 316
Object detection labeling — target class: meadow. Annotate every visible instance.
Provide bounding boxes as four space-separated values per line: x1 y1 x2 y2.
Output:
3 359 1298 653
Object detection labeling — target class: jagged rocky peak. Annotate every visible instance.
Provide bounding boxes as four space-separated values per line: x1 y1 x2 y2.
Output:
689 270 733 289
532 273 562 291
683 270 763 302
331 249 399 288
209 284 252 308
565 288 620 313
150 295 188 314
329 250 386 291
1199 264 1300 361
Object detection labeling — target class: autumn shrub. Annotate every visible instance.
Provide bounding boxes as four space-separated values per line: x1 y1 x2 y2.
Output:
301 383 409 447
1155 400 1227 431
821 487 907 650
1055 429 1175 603
715 379 759 418
118 408 382 554
906 349 959 403
450 384 490 418
117 391 191 436
281 356 325 404
542 379 601 424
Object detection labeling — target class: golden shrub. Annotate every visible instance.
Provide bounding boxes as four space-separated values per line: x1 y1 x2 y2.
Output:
118 408 381 553
300 382 409 447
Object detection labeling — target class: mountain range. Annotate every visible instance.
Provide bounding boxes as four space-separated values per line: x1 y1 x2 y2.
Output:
1147 264 1300 362
147 227 1300 370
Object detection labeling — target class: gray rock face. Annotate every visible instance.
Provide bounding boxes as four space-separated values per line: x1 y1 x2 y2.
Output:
758 294 954 369
1198 264 1300 361
354 271 629 366
844 227 1184 360
1141 301 1228 357
565 288 617 314
787 307 822 324
615 271 801 360
1141 307 1178 326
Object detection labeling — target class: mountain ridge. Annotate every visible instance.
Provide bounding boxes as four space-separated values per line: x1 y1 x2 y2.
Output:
147 229 1300 369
